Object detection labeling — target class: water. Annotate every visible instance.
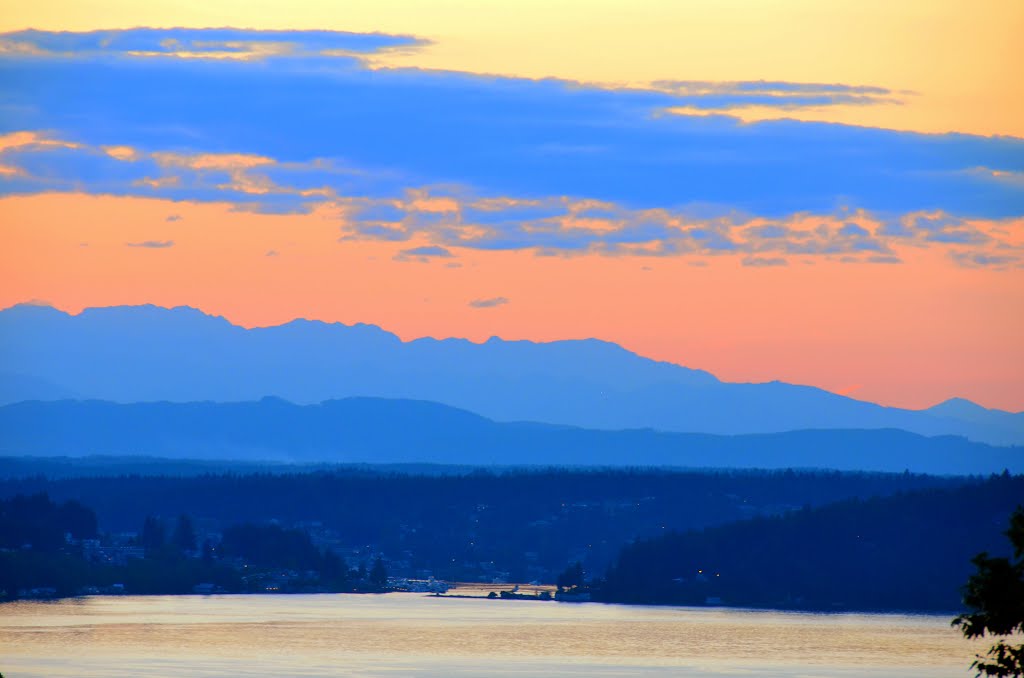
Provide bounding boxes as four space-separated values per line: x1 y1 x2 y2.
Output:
0 593 985 677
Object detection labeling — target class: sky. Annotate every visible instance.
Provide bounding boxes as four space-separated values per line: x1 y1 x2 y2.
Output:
0 1 1022 411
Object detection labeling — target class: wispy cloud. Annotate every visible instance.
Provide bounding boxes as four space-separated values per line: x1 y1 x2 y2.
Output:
125 240 175 248
468 296 509 308
401 245 453 257
0 131 80 153
653 79 906 110
2 129 1020 266
949 251 1021 269
0 28 426 62
102 145 139 161
393 245 454 262
343 193 1023 266
742 256 788 267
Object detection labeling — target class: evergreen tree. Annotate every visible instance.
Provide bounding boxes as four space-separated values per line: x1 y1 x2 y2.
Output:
140 516 165 554
56 499 98 540
954 506 1024 677
557 561 585 591
172 514 196 553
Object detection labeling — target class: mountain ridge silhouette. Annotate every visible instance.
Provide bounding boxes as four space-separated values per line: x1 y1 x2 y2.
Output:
1 303 1020 446
1 397 1019 474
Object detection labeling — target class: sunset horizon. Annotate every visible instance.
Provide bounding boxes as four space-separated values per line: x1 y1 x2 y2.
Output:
4 296 1020 414
2 4 1022 677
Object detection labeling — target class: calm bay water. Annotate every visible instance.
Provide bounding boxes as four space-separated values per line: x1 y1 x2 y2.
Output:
0 593 984 677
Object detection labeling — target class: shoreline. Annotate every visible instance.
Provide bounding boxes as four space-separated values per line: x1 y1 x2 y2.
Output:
0 590 966 618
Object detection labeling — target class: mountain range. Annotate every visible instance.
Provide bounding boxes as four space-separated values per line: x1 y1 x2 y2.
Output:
0 397 1019 474
0 303 1021 447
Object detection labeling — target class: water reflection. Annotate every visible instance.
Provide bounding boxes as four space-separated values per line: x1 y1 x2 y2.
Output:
0 593 984 677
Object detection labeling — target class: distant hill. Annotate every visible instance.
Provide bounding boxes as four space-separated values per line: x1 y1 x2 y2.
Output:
599 473 1024 612
1 303 1021 445
0 398 1020 474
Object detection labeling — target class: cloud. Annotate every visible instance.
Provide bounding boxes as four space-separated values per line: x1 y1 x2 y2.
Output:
131 176 177 189
125 240 174 248
0 134 367 213
393 244 455 262
838 223 869 237
746 224 789 239
742 256 788 267
468 296 509 308
400 245 453 257
653 79 905 110
152 152 274 171
926 230 990 244
0 28 1021 270
0 131 79 152
881 210 1001 247
0 28 426 62
657 80 893 96
102 145 139 161
949 251 1020 268
3 131 1020 264
0 28 1021 222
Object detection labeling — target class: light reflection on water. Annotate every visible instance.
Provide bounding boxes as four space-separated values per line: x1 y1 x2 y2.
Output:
0 593 985 677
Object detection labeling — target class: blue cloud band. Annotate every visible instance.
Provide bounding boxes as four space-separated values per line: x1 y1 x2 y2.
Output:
0 28 1021 268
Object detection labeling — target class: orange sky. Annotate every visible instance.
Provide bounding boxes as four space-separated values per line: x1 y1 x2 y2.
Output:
3 193 1022 411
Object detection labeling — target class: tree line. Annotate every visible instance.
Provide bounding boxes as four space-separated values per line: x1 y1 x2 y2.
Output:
0 466 970 584
597 472 1024 612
